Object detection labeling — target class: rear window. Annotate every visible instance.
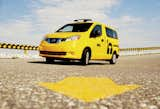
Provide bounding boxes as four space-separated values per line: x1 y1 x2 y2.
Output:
56 23 93 32
106 27 118 39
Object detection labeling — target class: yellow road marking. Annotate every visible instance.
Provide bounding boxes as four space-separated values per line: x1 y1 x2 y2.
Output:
39 77 140 102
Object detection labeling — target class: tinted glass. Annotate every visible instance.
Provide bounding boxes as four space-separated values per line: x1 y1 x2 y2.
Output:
56 23 92 32
113 31 118 39
90 25 102 37
106 28 118 39
106 28 113 38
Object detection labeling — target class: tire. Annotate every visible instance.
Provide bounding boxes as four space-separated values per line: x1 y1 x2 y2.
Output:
81 49 90 65
110 53 117 64
46 57 54 63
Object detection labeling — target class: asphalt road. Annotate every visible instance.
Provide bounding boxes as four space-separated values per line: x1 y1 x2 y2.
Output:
0 54 160 109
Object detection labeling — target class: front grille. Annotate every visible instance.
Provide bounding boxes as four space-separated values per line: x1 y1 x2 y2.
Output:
40 51 66 55
45 38 66 43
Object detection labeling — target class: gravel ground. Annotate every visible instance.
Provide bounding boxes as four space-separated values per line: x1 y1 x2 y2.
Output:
0 54 160 109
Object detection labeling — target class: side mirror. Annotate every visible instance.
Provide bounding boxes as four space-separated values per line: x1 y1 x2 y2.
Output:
95 30 101 36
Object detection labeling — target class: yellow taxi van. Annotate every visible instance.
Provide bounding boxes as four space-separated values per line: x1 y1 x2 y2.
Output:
39 19 119 65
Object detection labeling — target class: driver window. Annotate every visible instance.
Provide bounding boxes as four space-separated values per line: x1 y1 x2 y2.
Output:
90 25 102 37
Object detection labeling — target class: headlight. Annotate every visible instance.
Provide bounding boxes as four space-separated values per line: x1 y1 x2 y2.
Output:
66 35 80 41
42 35 80 44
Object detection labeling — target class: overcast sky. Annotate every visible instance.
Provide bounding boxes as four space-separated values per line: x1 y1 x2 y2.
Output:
0 0 160 48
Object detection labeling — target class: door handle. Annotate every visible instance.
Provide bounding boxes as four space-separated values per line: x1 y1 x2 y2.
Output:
97 44 101 46
101 39 104 42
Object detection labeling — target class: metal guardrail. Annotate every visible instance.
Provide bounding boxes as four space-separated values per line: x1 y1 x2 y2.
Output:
0 42 160 56
120 47 160 51
120 47 160 56
0 43 39 50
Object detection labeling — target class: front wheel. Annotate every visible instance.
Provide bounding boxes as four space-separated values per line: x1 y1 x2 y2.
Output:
81 49 90 65
110 53 117 64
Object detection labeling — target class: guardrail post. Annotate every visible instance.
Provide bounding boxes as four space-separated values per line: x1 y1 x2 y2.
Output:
24 50 28 55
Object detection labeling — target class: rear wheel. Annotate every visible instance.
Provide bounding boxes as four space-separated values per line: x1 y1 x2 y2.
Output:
81 49 90 65
110 53 117 64
45 57 55 63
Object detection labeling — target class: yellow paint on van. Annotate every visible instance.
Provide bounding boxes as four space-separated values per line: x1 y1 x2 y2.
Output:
39 20 119 64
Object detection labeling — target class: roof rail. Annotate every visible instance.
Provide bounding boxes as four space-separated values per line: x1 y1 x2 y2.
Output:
74 19 92 22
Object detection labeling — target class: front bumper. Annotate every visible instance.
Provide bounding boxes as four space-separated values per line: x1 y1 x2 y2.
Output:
39 51 80 59
39 41 82 59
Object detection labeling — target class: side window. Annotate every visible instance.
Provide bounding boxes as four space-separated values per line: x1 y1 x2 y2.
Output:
113 31 118 39
90 25 102 37
106 28 113 38
106 27 118 39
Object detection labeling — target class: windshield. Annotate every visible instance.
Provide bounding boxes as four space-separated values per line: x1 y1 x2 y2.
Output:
56 23 92 32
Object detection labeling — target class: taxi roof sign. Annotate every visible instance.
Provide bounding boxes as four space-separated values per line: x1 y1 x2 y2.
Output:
74 19 92 22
